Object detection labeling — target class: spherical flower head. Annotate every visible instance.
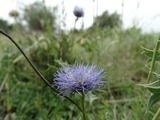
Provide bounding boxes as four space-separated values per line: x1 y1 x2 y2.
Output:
54 64 105 95
73 6 84 18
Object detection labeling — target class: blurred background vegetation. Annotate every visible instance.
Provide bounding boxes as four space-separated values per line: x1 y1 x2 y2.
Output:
0 1 159 120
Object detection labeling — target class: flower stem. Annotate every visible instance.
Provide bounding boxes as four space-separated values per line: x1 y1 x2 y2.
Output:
74 17 78 30
147 37 160 83
152 107 160 120
82 92 86 120
0 29 82 112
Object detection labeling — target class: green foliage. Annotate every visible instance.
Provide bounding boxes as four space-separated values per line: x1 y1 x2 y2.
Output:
142 80 160 93
141 37 160 119
0 19 12 31
142 47 160 62
0 25 159 119
91 11 122 29
23 1 57 31
140 80 160 110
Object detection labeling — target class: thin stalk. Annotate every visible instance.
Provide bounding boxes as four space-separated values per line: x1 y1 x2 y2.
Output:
0 29 82 112
121 0 124 20
82 92 86 120
74 17 78 30
147 37 160 83
152 107 160 120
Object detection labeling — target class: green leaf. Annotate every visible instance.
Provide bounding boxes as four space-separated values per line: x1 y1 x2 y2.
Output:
86 92 99 105
140 80 160 93
142 47 153 57
153 72 160 81
141 47 160 62
54 59 68 67
148 93 160 109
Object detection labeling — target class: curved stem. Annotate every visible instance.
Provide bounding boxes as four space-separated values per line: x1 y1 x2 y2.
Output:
0 29 82 112
82 92 86 120
152 107 160 120
147 38 160 83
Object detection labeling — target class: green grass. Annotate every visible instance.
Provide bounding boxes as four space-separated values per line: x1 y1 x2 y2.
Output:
0 27 159 120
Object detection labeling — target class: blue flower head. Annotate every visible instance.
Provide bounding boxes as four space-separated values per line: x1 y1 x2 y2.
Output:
73 6 84 18
54 64 105 95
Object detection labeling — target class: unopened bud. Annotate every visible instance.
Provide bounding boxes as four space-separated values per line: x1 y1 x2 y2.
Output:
73 6 84 18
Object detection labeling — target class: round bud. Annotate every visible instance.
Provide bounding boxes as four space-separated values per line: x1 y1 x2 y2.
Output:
73 6 84 18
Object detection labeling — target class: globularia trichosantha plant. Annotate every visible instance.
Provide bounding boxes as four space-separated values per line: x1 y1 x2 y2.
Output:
54 64 105 119
0 29 105 120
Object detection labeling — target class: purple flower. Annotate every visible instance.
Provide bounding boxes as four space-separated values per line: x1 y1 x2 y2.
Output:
73 6 84 17
54 64 105 95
